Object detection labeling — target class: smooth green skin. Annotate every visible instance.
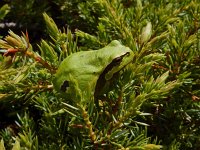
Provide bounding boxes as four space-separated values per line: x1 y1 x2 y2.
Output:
53 40 134 104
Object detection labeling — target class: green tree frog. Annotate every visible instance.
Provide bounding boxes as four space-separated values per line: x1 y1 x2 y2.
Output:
53 40 134 104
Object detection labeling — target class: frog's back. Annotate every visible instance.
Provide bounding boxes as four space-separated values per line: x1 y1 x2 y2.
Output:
53 50 100 93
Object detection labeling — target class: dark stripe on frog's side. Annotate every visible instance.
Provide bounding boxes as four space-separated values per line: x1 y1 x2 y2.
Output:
60 80 69 92
94 52 130 98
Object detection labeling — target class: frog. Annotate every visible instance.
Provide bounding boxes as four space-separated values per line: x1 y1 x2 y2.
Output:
53 40 134 105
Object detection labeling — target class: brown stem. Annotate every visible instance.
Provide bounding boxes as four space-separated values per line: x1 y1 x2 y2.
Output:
81 107 97 142
25 51 56 73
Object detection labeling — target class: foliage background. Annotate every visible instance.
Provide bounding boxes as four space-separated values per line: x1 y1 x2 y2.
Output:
0 0 200 149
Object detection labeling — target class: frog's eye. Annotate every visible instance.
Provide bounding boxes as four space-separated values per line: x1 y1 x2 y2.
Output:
111 52 130 66
112 55 124 65
60 80 69 92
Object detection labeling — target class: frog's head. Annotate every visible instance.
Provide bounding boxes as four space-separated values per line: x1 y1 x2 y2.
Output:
102 40 134 80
